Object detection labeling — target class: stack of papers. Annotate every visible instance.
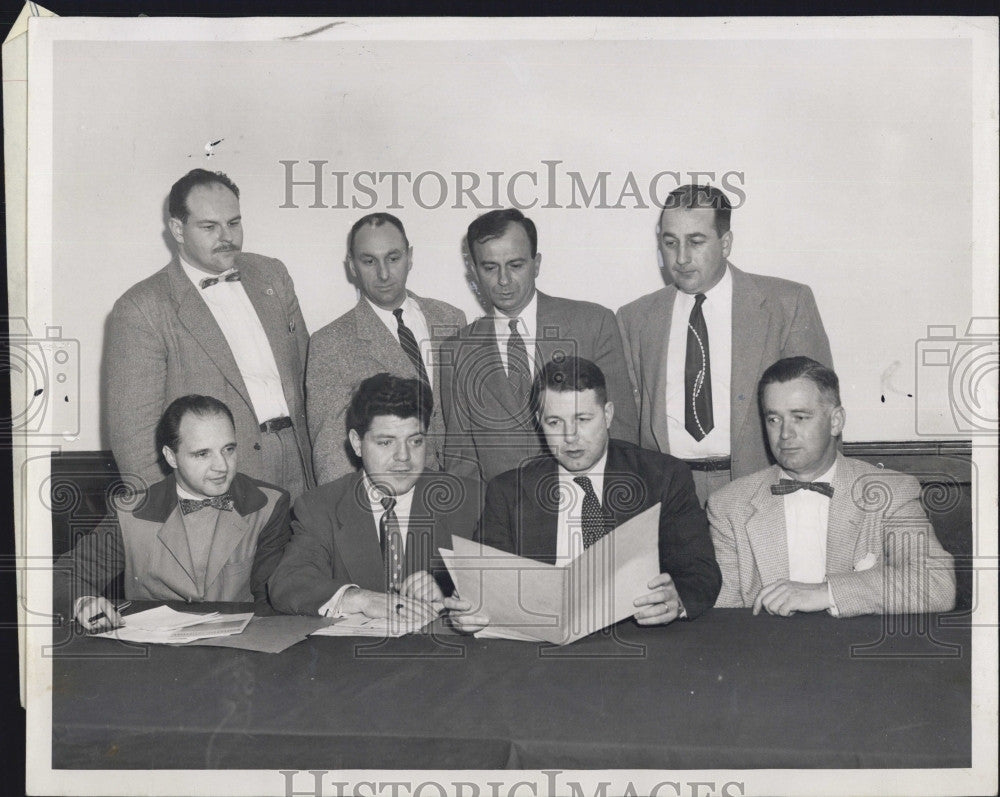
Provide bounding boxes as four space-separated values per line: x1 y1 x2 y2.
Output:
311 612 434 638
93 605 253 644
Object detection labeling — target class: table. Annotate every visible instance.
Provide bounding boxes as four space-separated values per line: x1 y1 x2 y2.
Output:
51 606 970 770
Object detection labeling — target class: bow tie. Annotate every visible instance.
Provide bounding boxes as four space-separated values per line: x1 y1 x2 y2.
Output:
199 270 240 289
770 479 835 498
179 494 235 515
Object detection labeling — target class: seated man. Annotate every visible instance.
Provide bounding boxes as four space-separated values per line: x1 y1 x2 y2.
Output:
446 356 722 633
708 356 956 616
55 395 292 632
269 374 480 623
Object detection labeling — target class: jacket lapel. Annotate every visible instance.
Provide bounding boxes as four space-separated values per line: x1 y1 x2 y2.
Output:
826 454 862 573
744 466 790 585
155 507 198 589
335 474 388 590
204 507 253 592
471 316 530 422
167 260 252 405
646 287 675 452
730 264 770 447
352 298 413 375
521 459 560 560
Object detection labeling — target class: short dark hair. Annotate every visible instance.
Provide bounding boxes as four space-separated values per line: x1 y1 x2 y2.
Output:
466 208 538 264
156 394 235 454
531 356 608 410
345 373 432 437
168 169 240 223
758 356 841 410
347 212 409 256
661 184 733 236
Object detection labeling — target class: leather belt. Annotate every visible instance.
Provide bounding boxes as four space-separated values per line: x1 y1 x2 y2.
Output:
259 416 293 433
683 456 732 472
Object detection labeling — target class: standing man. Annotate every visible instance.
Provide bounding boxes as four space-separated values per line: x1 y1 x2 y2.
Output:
440 208 638 484
306 213 466 484
269 374 481 621
55 395 291 631
446 356 721 633
708 357 955 616
105 169 313 498
617 184 832 504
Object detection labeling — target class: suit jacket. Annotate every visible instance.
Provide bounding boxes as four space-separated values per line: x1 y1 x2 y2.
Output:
616 264 832 479
439 291 639 484
104 254 314 493
268 470 482 616
306 292 466 484
53 473 291 617
478 440 722 619
707 454 956 616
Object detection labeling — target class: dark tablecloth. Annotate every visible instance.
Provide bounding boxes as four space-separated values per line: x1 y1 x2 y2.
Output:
51 606 970 769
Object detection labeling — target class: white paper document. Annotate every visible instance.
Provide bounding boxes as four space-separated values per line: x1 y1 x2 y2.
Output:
93 606 253 644
310 612 434 638
442 503 661 645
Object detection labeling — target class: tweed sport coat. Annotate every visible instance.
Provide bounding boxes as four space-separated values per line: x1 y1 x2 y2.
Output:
439 291 639 484
707 454 956 616
104 254 314 492
616 264 832 479
306 292 466 485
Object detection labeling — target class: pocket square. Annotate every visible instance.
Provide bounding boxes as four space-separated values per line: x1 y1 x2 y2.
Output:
853 552 879 572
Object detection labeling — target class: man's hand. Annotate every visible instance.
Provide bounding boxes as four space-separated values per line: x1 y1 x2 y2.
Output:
400 570 445 613
75 596 123 633
441 596 490 635
632 573 685 626
753 580 831 616
340 588 438 626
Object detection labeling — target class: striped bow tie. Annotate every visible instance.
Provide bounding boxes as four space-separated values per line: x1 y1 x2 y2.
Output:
179 494 235 515
199 270 241 289
770 479 834 498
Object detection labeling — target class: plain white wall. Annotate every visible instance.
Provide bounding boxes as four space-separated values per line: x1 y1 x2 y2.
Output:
43 32 977 450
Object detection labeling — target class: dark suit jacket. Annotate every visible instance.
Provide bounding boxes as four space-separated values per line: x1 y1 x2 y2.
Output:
439 291 639 484
477 440 722 619
306 292 466 484
268 470 482 615
53 473 291 618
616 264 832 478
104 254 314 493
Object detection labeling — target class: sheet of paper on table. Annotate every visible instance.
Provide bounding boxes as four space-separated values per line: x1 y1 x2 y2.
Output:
183 615 335 653
441 502 661 645
93 606 253 644
310 611 435 638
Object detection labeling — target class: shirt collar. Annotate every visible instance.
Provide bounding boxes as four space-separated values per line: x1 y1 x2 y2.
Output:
675 262 733 308
364 293 416 330
180 255 237 289
362 472 417 515
557 448 610 492
492 289 538 340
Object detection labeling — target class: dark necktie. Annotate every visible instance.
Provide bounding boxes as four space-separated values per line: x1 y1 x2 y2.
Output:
178 494 235 515
199 270 241 289
573 476 612 548
393 308 430 387
379 496 404 591
770 479 835 498
507 317 531 404
684 292 714 440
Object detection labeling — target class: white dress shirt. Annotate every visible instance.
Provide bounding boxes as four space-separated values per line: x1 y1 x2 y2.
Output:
664 266 733 459
181 257 289 422
365 295 434 388
780 461 839 614
492 290 539 378
554 450 608 567
318 475 417 617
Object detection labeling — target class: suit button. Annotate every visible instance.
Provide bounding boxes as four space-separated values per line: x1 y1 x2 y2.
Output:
254 443 261 450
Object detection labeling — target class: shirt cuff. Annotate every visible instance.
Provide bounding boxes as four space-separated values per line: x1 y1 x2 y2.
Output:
319 584 359 618
826 582 840 617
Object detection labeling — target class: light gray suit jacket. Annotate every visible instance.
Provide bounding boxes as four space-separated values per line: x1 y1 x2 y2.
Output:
104 254 313 492
616 263 833 479
707 454 956 616
439 291 639 484
306 292 466 485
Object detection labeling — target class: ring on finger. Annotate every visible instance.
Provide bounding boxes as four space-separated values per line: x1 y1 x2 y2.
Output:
395 603 404 614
